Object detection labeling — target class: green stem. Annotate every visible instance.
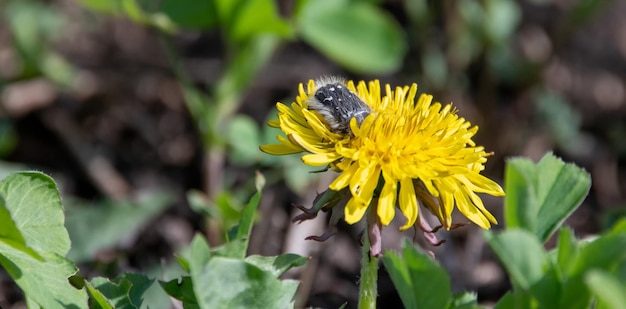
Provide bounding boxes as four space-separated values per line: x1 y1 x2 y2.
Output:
358 220 379 309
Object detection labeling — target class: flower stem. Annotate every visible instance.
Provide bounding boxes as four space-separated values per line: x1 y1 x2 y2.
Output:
358 221 378 309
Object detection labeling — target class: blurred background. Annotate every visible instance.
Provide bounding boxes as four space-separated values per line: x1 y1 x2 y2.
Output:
0 0 624 307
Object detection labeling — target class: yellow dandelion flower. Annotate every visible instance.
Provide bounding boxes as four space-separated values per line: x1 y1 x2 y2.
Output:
260 78 504 231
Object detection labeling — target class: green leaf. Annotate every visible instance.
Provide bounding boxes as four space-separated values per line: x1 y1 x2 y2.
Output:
560 232 626 309
382 239 452 309
74 0 122 14
214 0 239 24
123 274 155 308
484 229 547 290
65 193 172 262
214 191 244 222
175 254 191 273
4 0 63 74
530 263 561 308
556 227 578 272
492 292 514 309
297 0 406 74
140 270 183 309
212 238 247 260
235 191 260 240
449 292 480 309
213 35 279 127
0 196 33 256
492 290 533 309
483 0 520 45
245 254 308 277
0 248 88 308
227 0 293 41
191 257 298 309
568 233 626 275
121 0 152 24
88 274 154 309
222 191 261 258
0 172 71 256
585 270 626 309
189 234 212 276
609 218 626 235
504 153 591 243
504 157 539 232
40 52 77 87
534 155 590 241
0 172 87 307
227 115 262 165
85 281 114 309
160 276 198 304
153 0 217 29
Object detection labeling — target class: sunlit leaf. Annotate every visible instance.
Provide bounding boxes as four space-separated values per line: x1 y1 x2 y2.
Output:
585 270 626 309
160 276 197 305
504 153 591 243
297 0 406 74
227 0 293 41
0 172 88 308
191 257 298 309
245 254 308 277
556 227 578 272
382 239 451 309
560 232 626 309
152 0 217 29
0 249 88 308
88 274 154 309
484 229 547 290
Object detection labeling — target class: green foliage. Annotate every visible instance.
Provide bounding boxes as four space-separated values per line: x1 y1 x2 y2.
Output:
0 0 616 306
383 239 482 309
491 153 624 309
218 0 293 42
487 222 626 309
585 270 626 309
86 274 154 309
161 189 305 309
0 171 304 308
383 239 452 309
3 0 77 86
384 153 625 309
0 172 88 308
143 0 217 30
504 152 591 243
483 230 548 290
296 0 406 74
77 0 407 74
191 255 299 309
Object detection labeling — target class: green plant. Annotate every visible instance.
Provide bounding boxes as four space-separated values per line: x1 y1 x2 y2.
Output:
0 171 306 308
382 153 626 309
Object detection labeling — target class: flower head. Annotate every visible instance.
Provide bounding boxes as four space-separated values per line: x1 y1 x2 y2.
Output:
261 78 504 233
